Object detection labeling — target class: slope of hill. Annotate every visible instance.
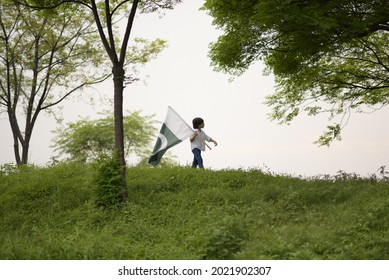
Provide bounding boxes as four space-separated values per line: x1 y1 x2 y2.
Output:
0 163 388 259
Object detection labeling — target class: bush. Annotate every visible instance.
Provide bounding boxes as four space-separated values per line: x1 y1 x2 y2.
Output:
94 154 122 208
203 218 248 260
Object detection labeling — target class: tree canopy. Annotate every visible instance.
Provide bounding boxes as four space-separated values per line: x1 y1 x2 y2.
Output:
203 0 389 145
52 111 158 164
0 0 106 164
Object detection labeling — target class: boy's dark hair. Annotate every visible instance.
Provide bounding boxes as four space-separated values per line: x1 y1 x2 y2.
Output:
192 117 204 129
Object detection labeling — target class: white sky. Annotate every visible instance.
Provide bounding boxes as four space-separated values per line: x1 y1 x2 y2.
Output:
1 0 388 177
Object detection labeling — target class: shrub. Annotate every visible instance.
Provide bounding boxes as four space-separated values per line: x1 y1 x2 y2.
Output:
203 218 248 260
94 154 122 208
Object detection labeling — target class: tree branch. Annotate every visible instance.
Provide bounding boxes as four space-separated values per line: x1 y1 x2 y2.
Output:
14 0 92 10
40 73 112 110
90 0 116 63
111 0 132 16
119 0 139 64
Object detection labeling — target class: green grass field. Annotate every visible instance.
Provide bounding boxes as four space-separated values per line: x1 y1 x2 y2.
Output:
0 162 388 259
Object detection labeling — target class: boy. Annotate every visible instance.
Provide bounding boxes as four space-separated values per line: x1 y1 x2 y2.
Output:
190 117 218 168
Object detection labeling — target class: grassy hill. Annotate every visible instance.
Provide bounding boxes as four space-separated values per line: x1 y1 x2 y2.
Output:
0 162 388 259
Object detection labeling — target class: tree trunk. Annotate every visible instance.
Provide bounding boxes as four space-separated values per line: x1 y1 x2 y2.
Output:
112 64 128 202
8 109 35 166
21 129 32 165
10 125 22 165
7 109 22 165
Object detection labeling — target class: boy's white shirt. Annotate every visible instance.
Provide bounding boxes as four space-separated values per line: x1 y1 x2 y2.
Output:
190 129 211 151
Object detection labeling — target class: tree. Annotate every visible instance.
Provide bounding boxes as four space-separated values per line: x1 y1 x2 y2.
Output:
19 0 181 202
202 0 389 145
52 111 157 163
0 0 107 165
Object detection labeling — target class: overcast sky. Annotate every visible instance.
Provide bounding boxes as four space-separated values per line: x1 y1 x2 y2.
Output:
1 0 388 177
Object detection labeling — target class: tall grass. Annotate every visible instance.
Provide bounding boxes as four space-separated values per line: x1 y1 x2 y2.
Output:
0 163 388 259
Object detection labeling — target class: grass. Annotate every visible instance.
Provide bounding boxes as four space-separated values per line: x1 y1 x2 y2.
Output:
0 162 388 259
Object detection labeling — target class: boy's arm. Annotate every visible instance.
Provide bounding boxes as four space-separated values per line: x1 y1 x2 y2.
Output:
210 138 218 146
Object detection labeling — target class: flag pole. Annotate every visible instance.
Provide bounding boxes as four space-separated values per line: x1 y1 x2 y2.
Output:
197 134 212 150
168 106 212 150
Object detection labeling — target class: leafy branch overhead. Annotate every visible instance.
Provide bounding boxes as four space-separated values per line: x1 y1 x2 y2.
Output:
203 0 389 145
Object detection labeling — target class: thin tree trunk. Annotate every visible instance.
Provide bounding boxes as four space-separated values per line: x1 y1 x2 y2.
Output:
7 109 22 165
112 64 128 202
21 129 32 164
8 109 34 165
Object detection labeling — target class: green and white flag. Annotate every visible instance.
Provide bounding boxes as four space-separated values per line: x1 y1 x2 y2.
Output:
148 106 193 166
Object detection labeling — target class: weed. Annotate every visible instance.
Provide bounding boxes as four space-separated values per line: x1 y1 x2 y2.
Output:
203 218 248 260
93 154 122 208
377 166 389 181
0 163 19 175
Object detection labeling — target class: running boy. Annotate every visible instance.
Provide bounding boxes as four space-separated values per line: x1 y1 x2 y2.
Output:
190 117 218 168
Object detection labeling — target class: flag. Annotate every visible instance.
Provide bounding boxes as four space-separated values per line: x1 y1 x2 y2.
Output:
148 106 193 166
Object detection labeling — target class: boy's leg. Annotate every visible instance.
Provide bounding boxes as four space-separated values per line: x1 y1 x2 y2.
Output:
192 148 199 168
192 148 204 169
192 156 198 168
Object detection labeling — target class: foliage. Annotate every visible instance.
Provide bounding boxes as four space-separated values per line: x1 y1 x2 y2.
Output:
0 163 388 259
52 110 158 163
16 0 182 202
0 163 19 175
93 153 122 208
203 218 248 260
0 0 107 164
202 0 389 145
124 38 167 82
